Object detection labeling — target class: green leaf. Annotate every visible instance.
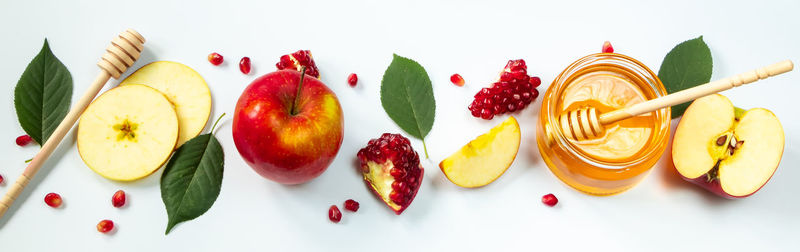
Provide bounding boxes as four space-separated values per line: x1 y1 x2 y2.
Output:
380 54 436 158
14 39 73 145
161 115 225 234
657 36 713 118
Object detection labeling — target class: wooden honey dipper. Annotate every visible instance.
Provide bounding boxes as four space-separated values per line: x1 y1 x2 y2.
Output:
560 60 793 141
0 29 145 218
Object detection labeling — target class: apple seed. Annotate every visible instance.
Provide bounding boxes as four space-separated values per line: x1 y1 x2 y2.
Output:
715 135 727 146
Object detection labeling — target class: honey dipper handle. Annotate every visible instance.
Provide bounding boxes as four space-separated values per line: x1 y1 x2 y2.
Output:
599 60 794 124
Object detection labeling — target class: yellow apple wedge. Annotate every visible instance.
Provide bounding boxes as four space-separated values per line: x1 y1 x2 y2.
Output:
439 116 521 188
120 61 211 147
77 84 179 181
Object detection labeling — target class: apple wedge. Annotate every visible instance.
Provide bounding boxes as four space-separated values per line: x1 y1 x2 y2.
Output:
120 61 211 147
672 94 784 198
439 116 521 188
77 84 179 181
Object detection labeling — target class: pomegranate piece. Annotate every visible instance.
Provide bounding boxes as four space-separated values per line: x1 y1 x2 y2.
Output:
450 74 465 86
343 199 360 212
208 52 224 66
97 219 114 233
357 133 424 215
111 190 126 208
542 193 558 206
44 192 62 208
276 50 320 78
602 41 614 53
347 73 358 87
239 57 251 74
468 59 540 120
16 134 33 146
328 205 342 223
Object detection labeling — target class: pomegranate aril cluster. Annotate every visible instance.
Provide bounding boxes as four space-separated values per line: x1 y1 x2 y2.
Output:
357 133 422 206
276 50 320 78
468 59 540 120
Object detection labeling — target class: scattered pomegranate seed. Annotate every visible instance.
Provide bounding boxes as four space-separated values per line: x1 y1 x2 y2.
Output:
328 205 342 223
208 52 224 66
0 174 4 184
602 41 614 53
450 74 465 86
97 219 114 233
239 57 251 74
16 135 32 146
111 190 126 208
347 73 358 87
44 192 62 208
344 199 360 212
542 193 558 207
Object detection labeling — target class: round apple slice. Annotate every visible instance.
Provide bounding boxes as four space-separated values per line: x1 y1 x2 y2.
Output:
439 116 521 188
78 84 179 181
120 61 211 147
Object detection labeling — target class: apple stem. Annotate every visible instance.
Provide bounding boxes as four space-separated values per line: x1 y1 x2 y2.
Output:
291 66 307 116
421 139 430 159
210 113 226 134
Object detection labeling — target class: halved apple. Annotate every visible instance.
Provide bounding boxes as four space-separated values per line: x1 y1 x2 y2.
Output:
120 61 211 147
672 94 784 198
439 116 521 188
77 84 179 181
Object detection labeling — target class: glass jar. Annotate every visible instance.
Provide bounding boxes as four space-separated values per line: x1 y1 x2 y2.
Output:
536 53 671 195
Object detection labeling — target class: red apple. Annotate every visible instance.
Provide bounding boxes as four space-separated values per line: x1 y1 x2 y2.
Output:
233 70 344 184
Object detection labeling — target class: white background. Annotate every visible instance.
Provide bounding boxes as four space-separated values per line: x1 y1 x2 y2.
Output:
0 0 798 251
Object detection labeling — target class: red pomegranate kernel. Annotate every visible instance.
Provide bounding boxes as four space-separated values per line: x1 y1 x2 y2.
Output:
111 190 126 208
344 199 360 212
602 41 614 53
450 74 465 86
468 60 540 120
44 192 62 208
542 193 558 207
97 219 114 233
16 134 33 146
328 205 342 223
0 174 4 184
207 52 223 66
347 73 358 87
239 57 251 74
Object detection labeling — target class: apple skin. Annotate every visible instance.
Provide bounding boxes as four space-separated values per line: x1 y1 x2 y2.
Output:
680 163 780 199
233 70 344 184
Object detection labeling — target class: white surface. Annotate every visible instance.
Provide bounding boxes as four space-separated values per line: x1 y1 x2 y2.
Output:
1 0 798 251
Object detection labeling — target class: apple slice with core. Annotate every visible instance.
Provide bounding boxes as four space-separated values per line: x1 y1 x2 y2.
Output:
439 116 521 188
672 94 784 198
120 61 211 147
78 84 179 181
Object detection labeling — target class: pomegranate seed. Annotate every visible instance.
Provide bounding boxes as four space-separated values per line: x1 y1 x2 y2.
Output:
239 57 251 74
542 193 558 207
16 135 32 146
450 74 465 86
344 199 360 212
44 192 62 208
207 52 223 66
347 73 358 87
328 205 342 223
602 41 614 53
111 190 126 208
0 174 4 184
97 219 114 233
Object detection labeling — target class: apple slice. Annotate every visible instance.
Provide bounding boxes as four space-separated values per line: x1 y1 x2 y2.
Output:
672 94 784 198
77 84 179 181
439 116 521 188
120 61 211 147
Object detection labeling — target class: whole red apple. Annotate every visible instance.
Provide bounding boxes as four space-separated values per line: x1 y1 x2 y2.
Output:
233 70 344 184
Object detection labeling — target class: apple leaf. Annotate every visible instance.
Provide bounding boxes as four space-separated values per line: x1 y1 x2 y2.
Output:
161 114 225 234
14 39 73 145
380 54 436 158
657 36 713 118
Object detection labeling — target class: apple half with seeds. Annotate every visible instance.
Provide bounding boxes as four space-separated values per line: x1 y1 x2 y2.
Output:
672 94 784 198
77 84 179 181
439 116 520 188
120 61 211 147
